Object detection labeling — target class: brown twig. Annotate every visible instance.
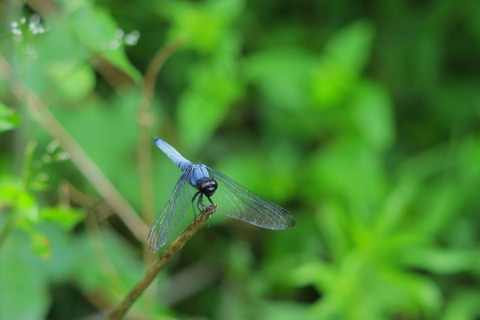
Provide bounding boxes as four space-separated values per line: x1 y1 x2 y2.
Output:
104 204 217 320
137 38 187 231
137 38 187 273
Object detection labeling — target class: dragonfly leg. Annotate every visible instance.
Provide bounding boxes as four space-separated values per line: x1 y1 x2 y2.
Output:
196 194 205 211
206 195 214 206
196 193 213 210
191 191 201 220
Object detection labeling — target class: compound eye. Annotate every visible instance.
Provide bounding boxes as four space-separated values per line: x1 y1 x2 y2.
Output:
200 180 217 197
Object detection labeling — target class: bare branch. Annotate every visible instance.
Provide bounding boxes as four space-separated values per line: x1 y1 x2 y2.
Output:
104 205 217 320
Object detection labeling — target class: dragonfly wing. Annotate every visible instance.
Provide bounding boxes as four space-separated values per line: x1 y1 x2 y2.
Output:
206 166 295 230
147 168 197 252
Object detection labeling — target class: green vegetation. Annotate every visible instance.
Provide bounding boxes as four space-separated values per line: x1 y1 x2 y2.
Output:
1 0 479 319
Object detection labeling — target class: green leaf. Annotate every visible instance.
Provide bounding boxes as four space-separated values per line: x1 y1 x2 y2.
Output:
16 190 39 225
350 82 395 150
52 90 142 208
0 103 20 132
244 48 316 111
67 3 141 81
324 20 374 74
291 261 333 290
0 176 21 207
101 48 142 83
48 63 96 101
442 290 480 320
30 230 52 259
39 206 84 230
159 0 244 53
0 233 50 320
309 20 374 107
384 271 442 317
403 248 476 274
178 63 243 149
73 230 147 307
259 301 308 320
306 137 386 215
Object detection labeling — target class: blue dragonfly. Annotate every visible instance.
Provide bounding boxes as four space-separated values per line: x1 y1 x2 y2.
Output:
147 138 295 252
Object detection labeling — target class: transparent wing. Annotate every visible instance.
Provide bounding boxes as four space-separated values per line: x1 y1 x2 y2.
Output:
206 167 295 229
147 168 197 252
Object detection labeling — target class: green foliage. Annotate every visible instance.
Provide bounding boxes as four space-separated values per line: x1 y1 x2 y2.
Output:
0 103 20 131
1 0 480 319
0 232 50 320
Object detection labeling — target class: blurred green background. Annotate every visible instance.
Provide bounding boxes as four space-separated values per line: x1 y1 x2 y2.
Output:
1 0 480 319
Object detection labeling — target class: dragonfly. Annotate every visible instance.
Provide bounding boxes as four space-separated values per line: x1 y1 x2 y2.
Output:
147 137 295 252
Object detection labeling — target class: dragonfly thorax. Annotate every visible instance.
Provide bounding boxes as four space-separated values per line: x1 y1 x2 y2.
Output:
196 178 218 197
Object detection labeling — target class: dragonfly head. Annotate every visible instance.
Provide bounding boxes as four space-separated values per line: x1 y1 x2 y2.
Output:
197 178 218 197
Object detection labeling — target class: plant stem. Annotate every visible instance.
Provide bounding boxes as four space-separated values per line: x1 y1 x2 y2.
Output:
137 38 186 262
7 77 149 241
104 204 217 320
